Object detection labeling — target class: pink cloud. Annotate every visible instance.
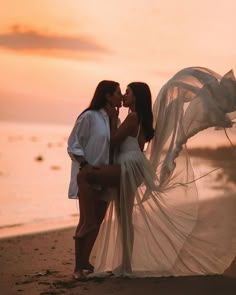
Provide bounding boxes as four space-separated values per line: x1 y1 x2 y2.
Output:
0 24 110 59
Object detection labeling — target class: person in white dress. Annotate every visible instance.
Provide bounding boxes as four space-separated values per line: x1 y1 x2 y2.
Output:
83 68 236 278
86 81 157 274
67 80 122 280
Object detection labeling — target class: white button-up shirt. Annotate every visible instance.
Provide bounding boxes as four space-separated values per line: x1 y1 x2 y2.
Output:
67 109 111 199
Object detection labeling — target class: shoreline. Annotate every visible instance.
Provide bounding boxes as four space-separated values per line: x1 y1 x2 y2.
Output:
0 216 78 240
1 226 236 294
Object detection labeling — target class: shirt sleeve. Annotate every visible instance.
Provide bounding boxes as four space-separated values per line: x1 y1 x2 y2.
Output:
67 112 91 161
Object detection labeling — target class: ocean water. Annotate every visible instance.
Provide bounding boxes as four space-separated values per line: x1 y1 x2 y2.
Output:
0 121 235 239
0 121 79 238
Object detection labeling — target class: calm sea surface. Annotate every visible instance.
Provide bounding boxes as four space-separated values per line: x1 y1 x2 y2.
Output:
0 121 235 238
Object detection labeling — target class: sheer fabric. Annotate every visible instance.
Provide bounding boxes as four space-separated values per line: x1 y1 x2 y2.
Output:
90 67 236 277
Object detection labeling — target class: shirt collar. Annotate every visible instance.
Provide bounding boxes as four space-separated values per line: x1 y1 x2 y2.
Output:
99 108 108 118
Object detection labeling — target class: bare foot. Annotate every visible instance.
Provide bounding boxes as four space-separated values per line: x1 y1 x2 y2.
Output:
73 270 88 281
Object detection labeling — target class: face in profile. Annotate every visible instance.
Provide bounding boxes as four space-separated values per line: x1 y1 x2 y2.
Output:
107 86 123 108
123 86 136 108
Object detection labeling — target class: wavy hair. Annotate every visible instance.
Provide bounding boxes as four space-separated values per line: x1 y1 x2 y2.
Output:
79 80 119 117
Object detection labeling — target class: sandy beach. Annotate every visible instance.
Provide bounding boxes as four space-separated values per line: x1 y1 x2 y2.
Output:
1 123 236 294
0 226 236 295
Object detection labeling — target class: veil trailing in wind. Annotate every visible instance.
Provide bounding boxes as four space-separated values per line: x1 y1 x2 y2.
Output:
147 66 236 187
91 67 236 277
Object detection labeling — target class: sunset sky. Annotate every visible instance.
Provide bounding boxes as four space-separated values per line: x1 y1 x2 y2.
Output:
1 0 236 124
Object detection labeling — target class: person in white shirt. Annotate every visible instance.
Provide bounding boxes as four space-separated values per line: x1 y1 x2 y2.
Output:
67 80 122 280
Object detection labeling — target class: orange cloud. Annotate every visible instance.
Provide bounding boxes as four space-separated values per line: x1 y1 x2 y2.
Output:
0 24 110 60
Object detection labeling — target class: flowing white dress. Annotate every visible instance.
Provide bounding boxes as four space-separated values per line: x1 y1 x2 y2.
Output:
90 67 236 277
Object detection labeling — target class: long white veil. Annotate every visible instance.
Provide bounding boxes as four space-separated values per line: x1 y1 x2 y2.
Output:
92 67 236 277
147 66 236 187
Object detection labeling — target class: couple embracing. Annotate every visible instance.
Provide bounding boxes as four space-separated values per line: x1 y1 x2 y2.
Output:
68 69 236 281
68 80 154 280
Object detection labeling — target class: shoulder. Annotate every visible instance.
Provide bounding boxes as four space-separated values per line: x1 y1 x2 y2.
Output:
77 110 97 122
81 110 95 117
73 111 93 128
125 112 138 124
122 112 138 130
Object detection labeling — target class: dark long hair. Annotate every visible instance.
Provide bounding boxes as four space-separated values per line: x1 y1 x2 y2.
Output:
79 80 119 117
128 82 154 142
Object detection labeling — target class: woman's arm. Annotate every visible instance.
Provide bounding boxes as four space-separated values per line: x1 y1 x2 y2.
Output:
110 112 138 148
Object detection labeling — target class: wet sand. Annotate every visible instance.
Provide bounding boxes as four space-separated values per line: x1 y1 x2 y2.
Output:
0 227 236 295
